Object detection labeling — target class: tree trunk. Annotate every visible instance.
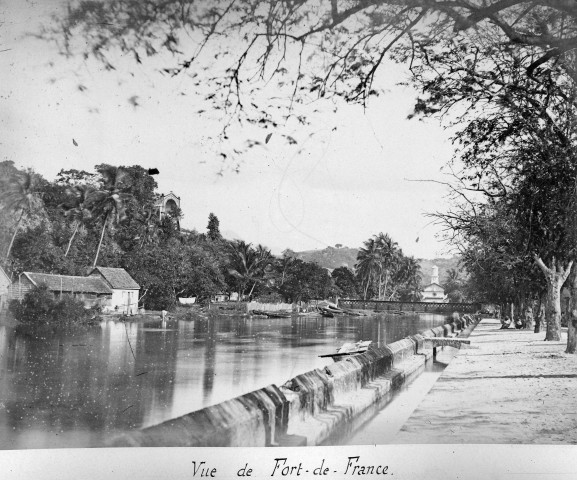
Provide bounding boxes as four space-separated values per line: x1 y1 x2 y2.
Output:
363 272 372 300
566 266 577 354
383 270 389 301
535 256 573 342
525 299 534 330
4 210 25 261
65 221 79 257
248 281 258 299
535 294 545 333
93 212 110 268
546 280 563 341
518 296 524 320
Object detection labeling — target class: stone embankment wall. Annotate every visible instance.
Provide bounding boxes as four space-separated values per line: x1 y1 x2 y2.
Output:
109 315 479 448
247 301 294 312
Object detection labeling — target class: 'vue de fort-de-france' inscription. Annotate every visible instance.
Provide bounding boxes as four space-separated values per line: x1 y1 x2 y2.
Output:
192 457 389 478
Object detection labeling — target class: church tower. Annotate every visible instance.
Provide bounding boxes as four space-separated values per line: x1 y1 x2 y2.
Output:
420 265 446 303
431 265 439 285
155 192 181 230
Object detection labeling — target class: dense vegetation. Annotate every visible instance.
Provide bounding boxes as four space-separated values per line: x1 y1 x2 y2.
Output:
1 162 428 312
355 233 422 301
9 284 99 326
24 1 577 352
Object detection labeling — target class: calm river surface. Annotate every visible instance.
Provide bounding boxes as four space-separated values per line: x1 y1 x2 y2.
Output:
0 312 446 449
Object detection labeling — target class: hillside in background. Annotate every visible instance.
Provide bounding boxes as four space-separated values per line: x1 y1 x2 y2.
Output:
292 246 461 285
292 246 359 270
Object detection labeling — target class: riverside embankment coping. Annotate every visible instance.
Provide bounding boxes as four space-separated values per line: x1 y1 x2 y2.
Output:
108 314 479 447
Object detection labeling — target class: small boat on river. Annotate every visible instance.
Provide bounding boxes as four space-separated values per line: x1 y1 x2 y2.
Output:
319 340 372 361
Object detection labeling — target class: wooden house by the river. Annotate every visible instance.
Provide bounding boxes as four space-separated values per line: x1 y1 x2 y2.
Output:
9 272 112 309
9 267 140 314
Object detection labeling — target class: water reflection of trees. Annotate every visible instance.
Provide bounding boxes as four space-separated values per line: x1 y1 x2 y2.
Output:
202 319 216 396
129 320 179 428
0 313 449 448
0 320 179 447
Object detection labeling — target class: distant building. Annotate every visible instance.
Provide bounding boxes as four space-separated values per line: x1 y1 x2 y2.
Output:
89 267 140 315
0 266 11 311
212 293 230 302
155 191 181 229
420 265 447 303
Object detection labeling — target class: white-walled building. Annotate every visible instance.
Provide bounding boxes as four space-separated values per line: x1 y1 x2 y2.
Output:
155 192 181 229
89 267 140 314
420 265 447 303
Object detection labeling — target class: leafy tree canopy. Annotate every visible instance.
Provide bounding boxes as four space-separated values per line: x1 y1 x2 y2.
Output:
39 0 577 162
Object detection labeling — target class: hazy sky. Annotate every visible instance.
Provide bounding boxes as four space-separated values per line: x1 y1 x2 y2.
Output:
1 0 457 258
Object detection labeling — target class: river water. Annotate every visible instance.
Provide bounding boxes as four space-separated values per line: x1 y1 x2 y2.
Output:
0 312 446 449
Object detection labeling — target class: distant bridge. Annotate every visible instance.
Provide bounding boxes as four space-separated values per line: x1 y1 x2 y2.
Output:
338 299 482 314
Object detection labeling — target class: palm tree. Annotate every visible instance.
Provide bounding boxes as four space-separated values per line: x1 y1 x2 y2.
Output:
404 256 422 301
374 232 399 299
249 244 273 296
444 267 464 302
61 184 96 257
275 254 296 287
134 206 161 248
0 171 43 262
226 240 269 301
390 255 422 300
89 166 132 267
356 237 380 299
445 268 461 285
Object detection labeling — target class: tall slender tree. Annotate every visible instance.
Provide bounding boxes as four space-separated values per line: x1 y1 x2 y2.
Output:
207 213 221 241
355 237 380 300
390 255 422 300
90 166 132 267
0 170 43 263
61 184 96 257
374 233 399 299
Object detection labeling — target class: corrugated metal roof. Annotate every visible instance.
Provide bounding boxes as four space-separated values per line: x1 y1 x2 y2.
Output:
90 267 140 290
25 272 112 294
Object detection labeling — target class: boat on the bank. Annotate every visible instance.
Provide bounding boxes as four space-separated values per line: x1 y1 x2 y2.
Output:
250 309 292 318
317 302 366 317
319 340 372 361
